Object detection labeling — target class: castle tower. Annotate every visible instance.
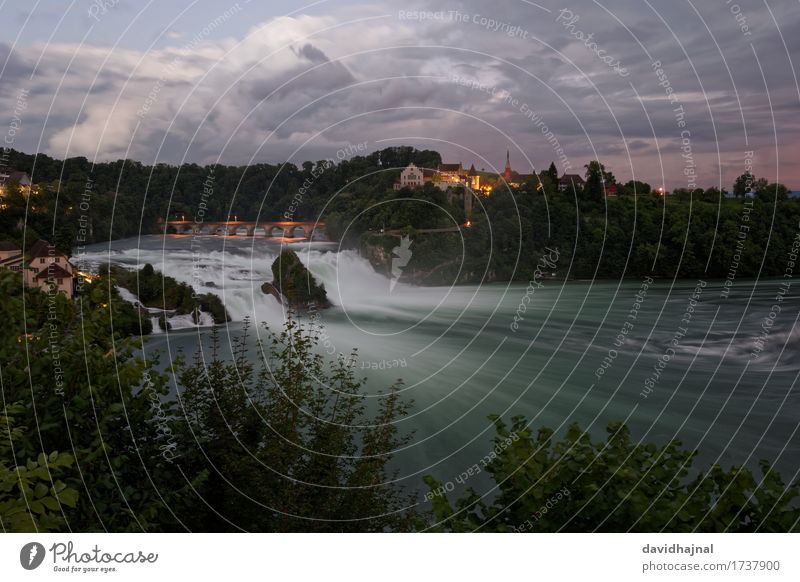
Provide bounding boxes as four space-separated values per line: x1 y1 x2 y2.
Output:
468 164 480 190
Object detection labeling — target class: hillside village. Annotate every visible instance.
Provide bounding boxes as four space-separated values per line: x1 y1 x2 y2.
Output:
393 151 588 195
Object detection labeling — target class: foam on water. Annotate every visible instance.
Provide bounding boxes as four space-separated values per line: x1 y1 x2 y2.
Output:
81 237 471 327
79 237 434 328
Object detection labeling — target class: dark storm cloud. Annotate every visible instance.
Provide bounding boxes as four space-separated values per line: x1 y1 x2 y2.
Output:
0 42 32 89
292 43 331 64
246 43 356 104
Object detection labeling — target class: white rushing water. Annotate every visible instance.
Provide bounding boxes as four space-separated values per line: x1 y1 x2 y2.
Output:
80 236 463 330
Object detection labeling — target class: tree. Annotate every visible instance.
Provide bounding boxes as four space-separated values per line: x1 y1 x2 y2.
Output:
0 269 192 532
733 172 767 197
172 317 415 531
547 161 558 183
423 416 800 532
622 180 651 196
583 160 606 202
757 183 789 202
0 404 79 532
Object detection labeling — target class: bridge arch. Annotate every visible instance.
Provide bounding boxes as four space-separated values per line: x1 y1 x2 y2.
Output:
164 220 326 238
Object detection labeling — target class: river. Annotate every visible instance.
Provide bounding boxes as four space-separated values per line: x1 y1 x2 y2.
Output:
78 235 800 499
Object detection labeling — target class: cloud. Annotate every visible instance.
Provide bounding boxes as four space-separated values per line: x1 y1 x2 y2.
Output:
3 0 799 188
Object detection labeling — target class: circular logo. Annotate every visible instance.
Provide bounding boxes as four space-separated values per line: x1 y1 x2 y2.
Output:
20 542 46 570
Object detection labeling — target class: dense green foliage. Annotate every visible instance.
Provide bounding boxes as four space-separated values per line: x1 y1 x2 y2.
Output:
382 181 800 284
0 269 413 531
1 404 78 532
423 416 800 532
475 185 796 281
0 270 188 531
0 146 442 252
271 250 330 308
3 146 796 284
110 263 229 324
172 320 414 531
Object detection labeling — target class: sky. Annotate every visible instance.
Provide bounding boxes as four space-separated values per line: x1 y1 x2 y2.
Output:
1 0 798 189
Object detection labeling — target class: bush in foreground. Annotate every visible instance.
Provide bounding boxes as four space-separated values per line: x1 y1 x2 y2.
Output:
423 417 800 532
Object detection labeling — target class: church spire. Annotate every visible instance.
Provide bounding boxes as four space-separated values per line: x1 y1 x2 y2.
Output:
504 149 512 180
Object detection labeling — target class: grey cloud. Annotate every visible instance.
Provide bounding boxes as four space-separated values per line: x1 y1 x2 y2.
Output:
292 43 331 64
0 43 32 89
0 0 797 189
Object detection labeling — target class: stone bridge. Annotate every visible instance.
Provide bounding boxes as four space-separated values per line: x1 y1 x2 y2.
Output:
162 220 327 239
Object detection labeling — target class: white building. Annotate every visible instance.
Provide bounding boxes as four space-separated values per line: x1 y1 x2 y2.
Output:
394 163 430 190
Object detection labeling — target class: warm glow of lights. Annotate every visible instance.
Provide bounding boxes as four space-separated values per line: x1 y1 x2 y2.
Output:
465 220 472 228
